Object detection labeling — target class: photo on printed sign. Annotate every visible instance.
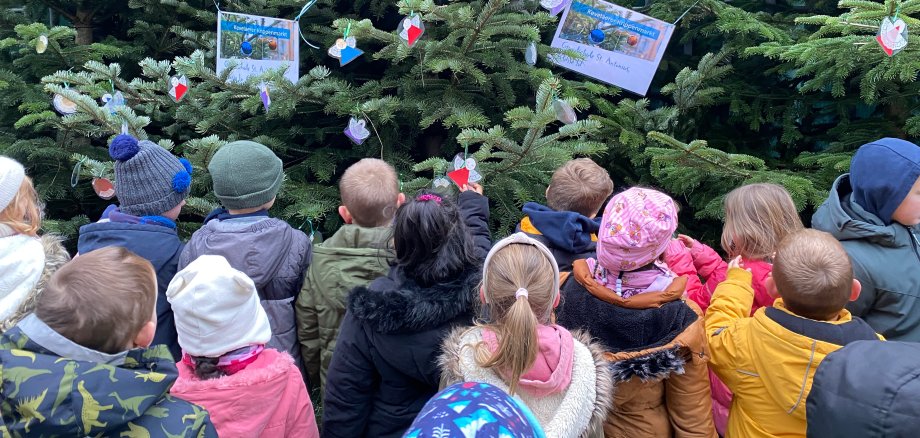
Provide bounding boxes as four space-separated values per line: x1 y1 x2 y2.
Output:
217 11 300 84
550 0 674 96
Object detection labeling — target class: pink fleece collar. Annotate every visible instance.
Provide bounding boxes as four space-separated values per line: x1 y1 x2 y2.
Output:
482 324 574 397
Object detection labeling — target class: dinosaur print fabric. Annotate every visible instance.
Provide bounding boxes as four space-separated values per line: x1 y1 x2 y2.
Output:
0 316 217 437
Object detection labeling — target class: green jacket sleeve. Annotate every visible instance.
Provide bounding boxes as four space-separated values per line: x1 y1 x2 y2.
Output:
296 269 322 391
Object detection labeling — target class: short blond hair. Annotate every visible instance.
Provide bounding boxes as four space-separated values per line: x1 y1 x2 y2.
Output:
773 229 853 321
546 158 613 217
0 177 42 236
721 183 804 260
36 247 156 354
340 159 400 227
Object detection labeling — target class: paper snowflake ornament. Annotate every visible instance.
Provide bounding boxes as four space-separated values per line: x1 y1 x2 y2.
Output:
92 177 116 200
344 117 371 145
447 154 482 189
877 17 908 57
169 75 189 102
540 0 571 16
53 93 77 115
328 36 364 67
36 35 48 54
101 91 125 115
398 14 425 48
259 83 271 112
553 99 577 125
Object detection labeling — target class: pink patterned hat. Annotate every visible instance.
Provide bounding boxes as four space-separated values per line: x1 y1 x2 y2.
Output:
596 187 678 272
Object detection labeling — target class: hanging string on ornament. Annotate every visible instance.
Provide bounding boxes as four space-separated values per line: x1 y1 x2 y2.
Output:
259 83 271 112
397 12 425 48
553 98 577 125
36 35 48 54
328 23 363 67
525 41 538 66
293 0 320 49
540 0 571 16
344 116 371 145
70 157 85 188
877 2 908 57
53 83 78 115
169 75 189 102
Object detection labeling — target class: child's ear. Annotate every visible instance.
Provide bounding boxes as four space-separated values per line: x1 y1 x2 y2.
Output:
765 274 780 299
479 286 486 304
545 186 550 200
553 290 561 309
338 206 353 224
133 321 156 349
850 279 862 302
396 193 406 208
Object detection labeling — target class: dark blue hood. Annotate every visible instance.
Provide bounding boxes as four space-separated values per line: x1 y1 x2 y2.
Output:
521 202 600 253
850 138 920 225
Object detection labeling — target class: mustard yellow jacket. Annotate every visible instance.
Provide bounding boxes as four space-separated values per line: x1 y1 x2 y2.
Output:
705 268 882 438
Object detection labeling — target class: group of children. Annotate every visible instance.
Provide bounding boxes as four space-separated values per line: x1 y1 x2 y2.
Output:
2 135 920 438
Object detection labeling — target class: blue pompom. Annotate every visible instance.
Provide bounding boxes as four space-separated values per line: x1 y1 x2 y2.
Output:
109 134 140 161
172 169 191 193
179 158 193 176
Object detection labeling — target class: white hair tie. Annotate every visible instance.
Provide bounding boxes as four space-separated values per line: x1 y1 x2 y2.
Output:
515 288 529 299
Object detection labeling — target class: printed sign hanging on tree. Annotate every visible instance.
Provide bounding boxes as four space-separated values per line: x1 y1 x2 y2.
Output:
549 0 675 96
217 11 300 83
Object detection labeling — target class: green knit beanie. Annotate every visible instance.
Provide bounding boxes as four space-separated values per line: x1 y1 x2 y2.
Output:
208 141 283 210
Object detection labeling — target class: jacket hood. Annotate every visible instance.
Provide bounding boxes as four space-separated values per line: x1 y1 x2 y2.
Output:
320 224 392 252
520 202 600 254
481 325 574 397
183 218 309 289
849 138 920 225
807 340 920 438
439 327 614 438
78 221 182 270
0 235 71 332
0 315 213 437
348 266 480 334
608 346 686 383
749 303 879 419
812 174 914 248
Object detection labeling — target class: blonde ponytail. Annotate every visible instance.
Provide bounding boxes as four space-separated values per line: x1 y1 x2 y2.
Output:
479 294 538 395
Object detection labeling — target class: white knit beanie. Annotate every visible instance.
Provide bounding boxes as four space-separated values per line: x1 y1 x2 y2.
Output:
0 157 26 213
166 255 271 358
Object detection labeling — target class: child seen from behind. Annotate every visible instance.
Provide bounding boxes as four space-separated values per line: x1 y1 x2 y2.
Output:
296 158 404 398
169 255 318 438
439 233 612 437
706 229 882 438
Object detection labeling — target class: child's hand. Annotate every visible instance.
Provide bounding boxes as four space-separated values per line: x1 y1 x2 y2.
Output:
728 256 750 272
678 234 695 249
462 182 483 195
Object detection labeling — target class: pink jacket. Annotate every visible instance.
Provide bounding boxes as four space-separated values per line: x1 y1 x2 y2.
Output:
662 239 707 302
170 348 318 438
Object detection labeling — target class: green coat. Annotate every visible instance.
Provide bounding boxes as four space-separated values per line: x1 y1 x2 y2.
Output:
812 174 920 341
295 225 393 396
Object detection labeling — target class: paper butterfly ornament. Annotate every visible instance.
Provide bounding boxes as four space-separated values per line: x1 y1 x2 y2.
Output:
328 36 364 67
447 153 482 189
432 176 450 188
540 0 571 16
101 91 125 115
92 177 116 200
553 99 577 125
53 93 77 115
877 17 908 57
344 117 370 145
398 14 425 48
169 75 189 102
36 35 48 54
259 83 271 112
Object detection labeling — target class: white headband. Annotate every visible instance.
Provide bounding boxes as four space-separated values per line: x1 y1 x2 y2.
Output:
482 232 561 306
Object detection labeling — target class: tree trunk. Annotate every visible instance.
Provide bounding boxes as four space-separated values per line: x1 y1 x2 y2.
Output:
73 7 94 45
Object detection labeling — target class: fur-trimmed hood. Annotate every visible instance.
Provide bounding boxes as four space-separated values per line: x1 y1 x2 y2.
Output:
0 234 71 332
608 346 686 383
348 266 481 334
439 326 613 438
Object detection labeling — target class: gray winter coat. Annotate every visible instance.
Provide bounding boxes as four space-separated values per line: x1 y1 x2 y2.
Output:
812 174 920 341
179 216 312 371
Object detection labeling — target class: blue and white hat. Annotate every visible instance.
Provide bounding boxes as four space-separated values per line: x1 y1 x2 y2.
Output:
108 134 192 216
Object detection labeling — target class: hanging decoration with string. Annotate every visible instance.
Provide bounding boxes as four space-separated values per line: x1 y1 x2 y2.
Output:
446 145 483 189
328 23 364 66
397 12 425 48
344 116 371 145
36 35 48 54
877 1 908 56
101 80 125 115
215 2 302 83
53 82 78 115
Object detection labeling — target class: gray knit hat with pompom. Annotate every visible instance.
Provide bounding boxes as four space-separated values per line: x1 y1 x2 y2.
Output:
109 134 192 216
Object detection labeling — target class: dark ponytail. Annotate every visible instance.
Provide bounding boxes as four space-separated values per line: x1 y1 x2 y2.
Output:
192 356 226 380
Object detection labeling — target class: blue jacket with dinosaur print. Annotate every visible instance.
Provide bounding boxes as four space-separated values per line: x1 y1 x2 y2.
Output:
0 314 218 438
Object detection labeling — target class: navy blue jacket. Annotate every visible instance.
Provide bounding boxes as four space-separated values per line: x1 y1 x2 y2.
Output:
78 221 183 360
516 202 601 271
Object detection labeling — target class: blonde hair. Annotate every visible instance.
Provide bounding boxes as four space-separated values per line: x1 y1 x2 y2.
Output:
36 247 157 354
546 158 614 217
476 243 557 395
0 177 42 236
772 229 853 321
340 158 400 227
721 183 803 260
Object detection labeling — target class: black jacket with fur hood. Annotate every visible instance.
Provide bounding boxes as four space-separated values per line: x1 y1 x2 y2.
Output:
322 191 490 438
